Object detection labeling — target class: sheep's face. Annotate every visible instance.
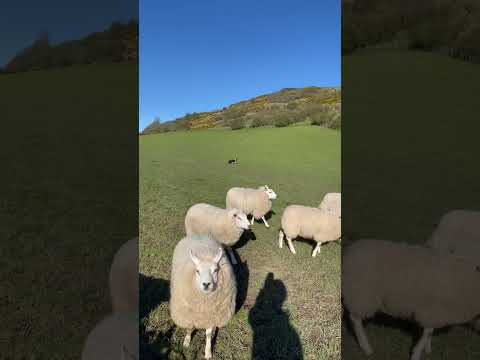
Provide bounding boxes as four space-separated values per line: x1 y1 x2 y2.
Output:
263 185 277 200
190 248 223 294
228 209 250 230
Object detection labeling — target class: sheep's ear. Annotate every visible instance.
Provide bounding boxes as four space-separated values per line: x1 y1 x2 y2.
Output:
213 248 223 265
190 250 200 267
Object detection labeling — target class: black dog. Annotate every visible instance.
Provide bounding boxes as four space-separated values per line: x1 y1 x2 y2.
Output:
228 155 238 164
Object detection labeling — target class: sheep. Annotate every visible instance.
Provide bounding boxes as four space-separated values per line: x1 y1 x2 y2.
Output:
170 235 236 359
426 209 480 257
226 185 277 228
185 203 250 265
81 312 138 360
426 209 480 330
318 192 341 219
342 238 480 360
278 205 341 257
109 237 138 313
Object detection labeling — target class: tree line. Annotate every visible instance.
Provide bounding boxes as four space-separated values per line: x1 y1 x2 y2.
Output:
2 20 138 74
343 0 480 63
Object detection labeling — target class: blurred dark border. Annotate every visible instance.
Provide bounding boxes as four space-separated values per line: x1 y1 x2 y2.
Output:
342 0 480 358
1 1 138 358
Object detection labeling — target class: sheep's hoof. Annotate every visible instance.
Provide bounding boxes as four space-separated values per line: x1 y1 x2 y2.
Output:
205 351 212 359
265 224 270 228
183 337 191 347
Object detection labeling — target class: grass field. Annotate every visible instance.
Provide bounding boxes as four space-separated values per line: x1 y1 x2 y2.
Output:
1 63 138 358
342 49 480 359
139 126 341 359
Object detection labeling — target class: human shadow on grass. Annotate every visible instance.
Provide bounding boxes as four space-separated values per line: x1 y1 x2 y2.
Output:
140 273 172 360
249 272 303 360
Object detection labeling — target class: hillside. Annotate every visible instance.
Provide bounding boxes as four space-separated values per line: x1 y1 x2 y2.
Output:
142 86 341 134
3 20 138 73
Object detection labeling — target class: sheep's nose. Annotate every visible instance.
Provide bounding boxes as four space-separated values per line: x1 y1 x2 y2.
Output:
202 282 210 289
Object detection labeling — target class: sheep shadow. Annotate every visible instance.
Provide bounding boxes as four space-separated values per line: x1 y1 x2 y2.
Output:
234 259 250 312
139 273 172 360
251 210 276 223
234 229 256 249
248 272 303 359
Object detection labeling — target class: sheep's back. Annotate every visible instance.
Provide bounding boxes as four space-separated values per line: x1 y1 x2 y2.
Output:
109 238 139 314
185 203 224 236
81 312 138 360
427 210 480 259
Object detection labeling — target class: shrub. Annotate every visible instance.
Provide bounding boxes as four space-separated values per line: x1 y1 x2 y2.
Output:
311 105 341 129
230 118 245 130
250 116 272 128
274 114 293 127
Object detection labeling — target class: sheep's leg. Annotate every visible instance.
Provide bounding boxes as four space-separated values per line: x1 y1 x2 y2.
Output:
286 237 296 254
261 216 270 228
183 328 193 347
425 330 432 354
227 247 237 265
279 230 284 248
350 314 373 356
410 328 433 360
205 327 213 359
250 215 255 225
312 242 321 257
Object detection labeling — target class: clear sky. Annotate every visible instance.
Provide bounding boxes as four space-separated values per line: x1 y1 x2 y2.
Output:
0 0 137 67
140 0 340 131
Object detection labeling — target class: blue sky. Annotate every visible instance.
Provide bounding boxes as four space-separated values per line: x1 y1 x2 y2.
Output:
140 0 340 131
0 0 137 67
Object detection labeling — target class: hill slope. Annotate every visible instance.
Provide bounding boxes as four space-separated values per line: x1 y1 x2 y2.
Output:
142 86 341 134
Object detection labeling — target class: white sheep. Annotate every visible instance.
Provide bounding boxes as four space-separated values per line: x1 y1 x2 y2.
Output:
225 185 277 228
426 209 480 257
342 238 480 360
81 312 138 360
170 235 236 359
319 192 341 218
426 209 480 330
185 203 250 265
278 205 341 257
109 237 138 313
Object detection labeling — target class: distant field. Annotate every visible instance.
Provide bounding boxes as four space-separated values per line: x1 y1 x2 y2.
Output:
139 126 341 359
1 63 138 358
342 49 480 359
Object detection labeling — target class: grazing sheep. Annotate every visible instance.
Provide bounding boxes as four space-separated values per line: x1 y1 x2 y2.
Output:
170 235 236 359
81 312 138 360
226 185 277 227
109 237 138 314
279 205 341 257
185 203 250 265
426 209 480 330
319 192 341 219
342 238 480 360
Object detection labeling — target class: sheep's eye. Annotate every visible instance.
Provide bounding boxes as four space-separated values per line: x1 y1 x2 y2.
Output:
476 266 480 272
196 270 200 275
233 214 237 218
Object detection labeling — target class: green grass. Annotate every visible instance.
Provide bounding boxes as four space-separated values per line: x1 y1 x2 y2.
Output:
342 49 480 359
140 126 341 359
1 63 138 358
